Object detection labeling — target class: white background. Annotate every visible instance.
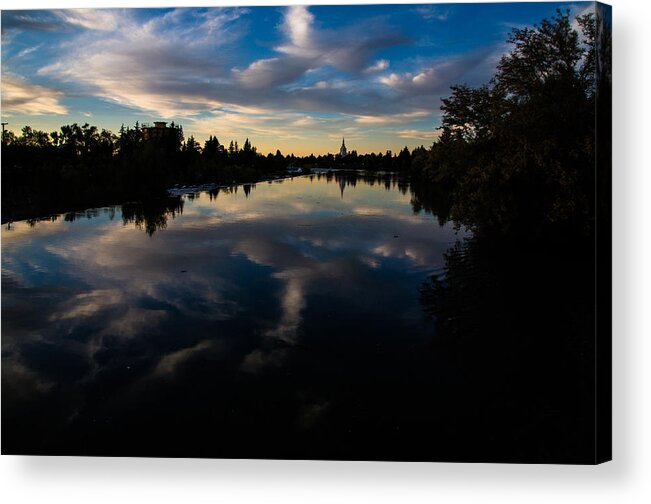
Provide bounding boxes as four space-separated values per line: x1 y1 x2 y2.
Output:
1 0 649 502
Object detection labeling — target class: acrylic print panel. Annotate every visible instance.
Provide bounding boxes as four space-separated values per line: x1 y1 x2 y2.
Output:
0 2 612 464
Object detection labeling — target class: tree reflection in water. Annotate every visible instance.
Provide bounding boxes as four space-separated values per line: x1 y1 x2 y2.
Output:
14 197 185 238
418 231 596 462
121 197 184 237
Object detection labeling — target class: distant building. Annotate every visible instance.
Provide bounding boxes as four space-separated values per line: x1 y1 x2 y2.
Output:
142 121 174 142
339 137 347 158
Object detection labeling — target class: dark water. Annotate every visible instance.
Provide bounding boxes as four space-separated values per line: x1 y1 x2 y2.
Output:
1 172 595 462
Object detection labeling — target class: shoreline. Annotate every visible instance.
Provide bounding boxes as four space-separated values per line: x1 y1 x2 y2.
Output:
2 168 406 226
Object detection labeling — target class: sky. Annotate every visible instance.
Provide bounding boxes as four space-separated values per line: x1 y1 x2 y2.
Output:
1 2 593 155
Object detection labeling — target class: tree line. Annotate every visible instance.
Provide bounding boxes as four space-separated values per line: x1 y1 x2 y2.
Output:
1 119 431 222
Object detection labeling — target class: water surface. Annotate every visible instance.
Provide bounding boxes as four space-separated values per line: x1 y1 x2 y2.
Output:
3 173 470 459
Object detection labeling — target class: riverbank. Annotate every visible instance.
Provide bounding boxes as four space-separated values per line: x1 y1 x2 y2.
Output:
1 170 306 225
2 168 411 225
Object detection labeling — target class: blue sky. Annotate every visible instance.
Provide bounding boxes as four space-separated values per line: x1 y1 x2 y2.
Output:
1 2 593 155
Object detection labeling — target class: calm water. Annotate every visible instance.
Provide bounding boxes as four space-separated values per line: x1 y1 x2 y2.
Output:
2 173 473 459
1 172 598 462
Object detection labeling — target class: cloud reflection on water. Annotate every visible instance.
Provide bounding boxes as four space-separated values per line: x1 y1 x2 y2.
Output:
2 173 464 455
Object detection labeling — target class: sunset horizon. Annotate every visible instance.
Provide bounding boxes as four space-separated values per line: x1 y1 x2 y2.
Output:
1 3 591 155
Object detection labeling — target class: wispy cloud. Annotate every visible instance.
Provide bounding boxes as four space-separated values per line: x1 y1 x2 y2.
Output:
38 8 248 117
53 9 120 31
2 9 121 33
354 111 430 125
1 75 68 115
414 6 449 22
395 129 442 141
15 44 42 59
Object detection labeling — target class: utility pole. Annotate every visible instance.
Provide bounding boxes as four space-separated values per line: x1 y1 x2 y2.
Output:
1 122 7 144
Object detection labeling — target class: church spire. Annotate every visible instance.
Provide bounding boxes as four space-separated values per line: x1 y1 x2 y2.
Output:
339 137 347 158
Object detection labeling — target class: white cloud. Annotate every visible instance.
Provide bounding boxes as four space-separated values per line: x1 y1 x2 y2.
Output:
379 66 449 92
1 75 68 115
378 49 494 97
365 59 390 73
282 5 314 50
378 72 403 88
53 9 121 31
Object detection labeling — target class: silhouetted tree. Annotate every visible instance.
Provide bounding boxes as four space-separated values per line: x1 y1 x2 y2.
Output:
424 9 599 236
